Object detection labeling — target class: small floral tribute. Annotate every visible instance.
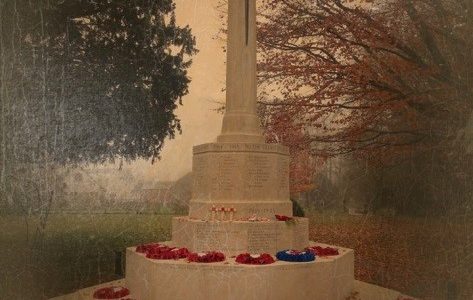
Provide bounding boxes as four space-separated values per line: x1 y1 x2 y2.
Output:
306 246 339 257
135 243 190 260
235 253 275 265
275 250 315 262
187 251 226 263
275 214 296 225
93 286 130 299
275 214 293 221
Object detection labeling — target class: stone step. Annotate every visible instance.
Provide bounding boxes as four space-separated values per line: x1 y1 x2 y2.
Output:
171 216 309 256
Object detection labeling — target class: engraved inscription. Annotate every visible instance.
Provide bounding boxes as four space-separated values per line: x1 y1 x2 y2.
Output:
247 226 278 253
194 224 243 251
193 143 288 154
277 156 290 196
246 155 271 189
193 154 209 197
212 154 238 194
248 208 276 215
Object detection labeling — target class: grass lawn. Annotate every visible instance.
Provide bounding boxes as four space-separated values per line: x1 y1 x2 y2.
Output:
1 212 472 299
0 213 172 299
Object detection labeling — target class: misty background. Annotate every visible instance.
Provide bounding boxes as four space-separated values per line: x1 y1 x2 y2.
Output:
0 0 472 299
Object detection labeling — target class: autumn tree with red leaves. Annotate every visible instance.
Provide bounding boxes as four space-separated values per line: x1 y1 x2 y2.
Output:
255 0 473 212
258 0 472 161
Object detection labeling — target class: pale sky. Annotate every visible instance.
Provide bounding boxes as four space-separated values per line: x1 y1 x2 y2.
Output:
131 0 226 182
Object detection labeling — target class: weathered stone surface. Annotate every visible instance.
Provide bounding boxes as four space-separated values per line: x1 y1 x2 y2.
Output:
217 0 262 143
171 217 308 256
190 142 292 220
125 242 355 300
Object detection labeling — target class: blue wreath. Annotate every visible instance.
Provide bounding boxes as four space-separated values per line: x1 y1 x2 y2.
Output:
276 250 316 262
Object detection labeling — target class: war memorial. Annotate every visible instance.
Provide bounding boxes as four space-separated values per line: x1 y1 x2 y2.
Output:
51 1 411 299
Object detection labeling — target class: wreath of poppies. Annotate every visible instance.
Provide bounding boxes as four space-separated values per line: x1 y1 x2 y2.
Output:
235 253 275 265
93 286 130 299
275 214 296 225
187 251 226 263
276 250 315 262
136 243 226 263
275 214 293 221
306 246 339 257
136 243 190 260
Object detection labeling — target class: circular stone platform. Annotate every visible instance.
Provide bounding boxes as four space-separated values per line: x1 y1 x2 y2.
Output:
125 242 354 300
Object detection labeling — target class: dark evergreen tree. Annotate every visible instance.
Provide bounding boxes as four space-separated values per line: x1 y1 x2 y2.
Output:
0 0 197 165
0 0 197 213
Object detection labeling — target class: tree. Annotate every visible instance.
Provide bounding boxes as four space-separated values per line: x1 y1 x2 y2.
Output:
0 0 196 226
254 0 472 213
258 0 472 160
1 0 196 166
260 106 321 193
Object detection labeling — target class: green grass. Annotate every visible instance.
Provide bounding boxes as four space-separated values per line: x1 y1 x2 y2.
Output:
1 212 472 299
0 213 172 299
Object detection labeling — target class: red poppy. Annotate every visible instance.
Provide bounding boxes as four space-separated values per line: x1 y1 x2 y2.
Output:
146 247 190 260
306 246 339 257
187 251 226 263
275 214 293 221
136 243 190 260
136 243 165 254
235 253 275 265
93 286 130 299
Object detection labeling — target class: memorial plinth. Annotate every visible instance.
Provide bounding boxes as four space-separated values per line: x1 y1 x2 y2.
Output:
189 142 292 220
126 242 354 300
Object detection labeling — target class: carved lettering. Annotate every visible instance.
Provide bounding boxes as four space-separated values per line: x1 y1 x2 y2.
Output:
246 155 271 189
247 226 278 253
194 224 243 251
193 155 209 197
248 208 276 215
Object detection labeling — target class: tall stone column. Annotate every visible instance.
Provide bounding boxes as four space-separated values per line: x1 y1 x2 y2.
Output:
183 0 291 221
217 0 264 143
173 0 297 252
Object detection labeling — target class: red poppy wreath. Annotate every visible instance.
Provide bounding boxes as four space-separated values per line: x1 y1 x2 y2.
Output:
93 286 130 299
306 246 339 257
136 243 190 260
235 253 275 265
187 251 226 263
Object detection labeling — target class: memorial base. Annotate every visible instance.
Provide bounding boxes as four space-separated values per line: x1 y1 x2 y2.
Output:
49 277 415 300
125 242 354 300
171 217 309 256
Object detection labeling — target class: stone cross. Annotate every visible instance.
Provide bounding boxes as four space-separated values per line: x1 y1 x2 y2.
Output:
217 0 264 143
245 0 249 45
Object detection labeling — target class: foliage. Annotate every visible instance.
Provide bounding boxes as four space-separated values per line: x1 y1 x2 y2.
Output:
212 0 473 203
308 212 473 299
0 0 197 227
1 0 196 165
0 214 173 299
254 0 473 212
291 198 305 217
261 107 322 193
258 0 472 160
